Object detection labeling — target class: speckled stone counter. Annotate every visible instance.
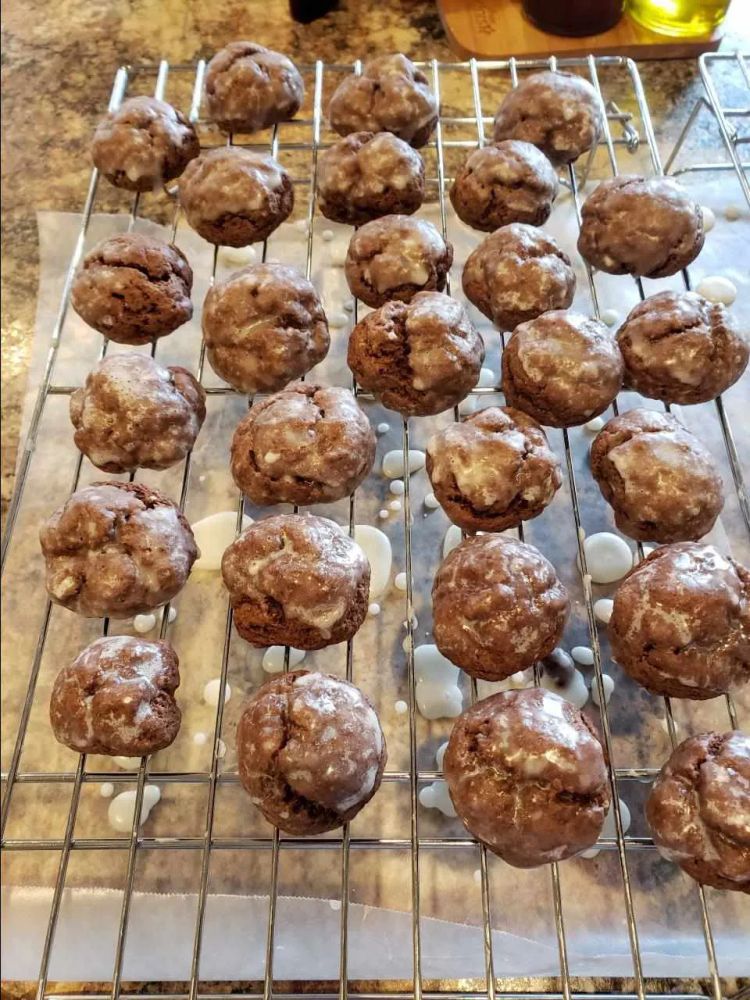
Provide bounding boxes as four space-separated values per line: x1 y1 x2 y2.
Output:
0 0 742 521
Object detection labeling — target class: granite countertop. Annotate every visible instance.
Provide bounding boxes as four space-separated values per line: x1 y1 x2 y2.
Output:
0 0 739 523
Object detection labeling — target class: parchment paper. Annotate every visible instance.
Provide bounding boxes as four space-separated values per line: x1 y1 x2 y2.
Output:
2 161 750 983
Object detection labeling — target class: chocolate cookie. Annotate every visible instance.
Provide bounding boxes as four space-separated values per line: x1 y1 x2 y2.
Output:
317 131 425 225
50 636 181 756
70 354 206 473
609 543 750 699
230 382 375 506
501 311 624 427
71 232 193 345
347 292 484 416
616 290 748 404
40 482 198 618
426 406 561 532
329 54 438 148
432 534 569 681
590 409 724 543
222 514 370 649
450 140 558 232
462 223 575 331
345 215 453 308
444 688 610 867
237 670 387 835
577 176 704 278
179 147 293 246
492 70 603 167
91 96 199 191
646 731 750 893
205 41 304 133
202 263 330 394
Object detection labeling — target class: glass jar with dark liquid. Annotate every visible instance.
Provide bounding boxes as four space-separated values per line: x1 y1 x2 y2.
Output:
522 0 624 35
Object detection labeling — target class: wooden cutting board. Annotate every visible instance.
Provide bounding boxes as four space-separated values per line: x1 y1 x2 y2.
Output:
437 0 726 59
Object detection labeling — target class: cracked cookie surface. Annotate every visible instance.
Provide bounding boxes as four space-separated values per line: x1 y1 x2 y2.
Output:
347 291 483 416
432 534 569 681
492 70 602 167
609 543 750 699
230 382 375 505
205 41 304 134
71 232 193 345
345 214 452 308
646 730 750 893
70 353 205 473
426 405 561 532
577 175 704 278
329 53 438 148
179 147 293 247
202 263 330 394
590 408 724 543
445 688 610 867
40 481 198 618
450 140 558 232
502 310 624 427
318 131 425 225
222 513 370 650
237 670 387 835
50 635 181 756
91 96 199 192
462 223 575 331
616 290 748 404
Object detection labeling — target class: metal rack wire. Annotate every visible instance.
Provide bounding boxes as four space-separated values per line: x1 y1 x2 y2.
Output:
1 53 748 1000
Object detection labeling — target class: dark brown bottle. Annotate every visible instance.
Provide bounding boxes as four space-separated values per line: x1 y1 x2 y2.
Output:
289 0 338 22
522 0 623 35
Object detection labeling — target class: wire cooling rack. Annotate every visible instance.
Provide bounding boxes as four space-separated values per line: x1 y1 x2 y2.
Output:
1 53 749 1000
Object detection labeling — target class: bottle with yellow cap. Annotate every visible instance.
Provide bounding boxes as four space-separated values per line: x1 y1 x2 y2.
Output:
626 0 732 36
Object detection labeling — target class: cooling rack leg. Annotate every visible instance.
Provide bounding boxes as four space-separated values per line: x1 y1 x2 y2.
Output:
663 97 710 176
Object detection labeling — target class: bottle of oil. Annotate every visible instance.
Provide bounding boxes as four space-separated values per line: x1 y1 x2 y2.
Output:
626 0 731 36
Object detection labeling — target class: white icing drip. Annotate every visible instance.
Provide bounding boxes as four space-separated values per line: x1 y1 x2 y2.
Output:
382 449 426 479
262 646 306 673
192 511 254 572
414 644 463 720
108 785 161 833
353 524 392 599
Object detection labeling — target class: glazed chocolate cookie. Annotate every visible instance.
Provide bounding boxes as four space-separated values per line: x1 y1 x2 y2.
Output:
577 176 704 278
462 223 575 331
179 147 293 246
329 53 438 148
444 688 610 867
646 731 750 893
317 131 425 225
222 514 370 649
50 636 181 756
501 311 624 427
230 382 375 506
345 215 453 308
71 232 193 345
432 534 569 681
205 41 304 133
70 354 206 473
425 406 561 532
347 292 484 416
202 263 330 394
492 70 602 167
40 482 198 618
609 543 750 700
616 290 748 404
237 670 387 835
91 96 199 191
590 409 724 543
450 140 559 232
